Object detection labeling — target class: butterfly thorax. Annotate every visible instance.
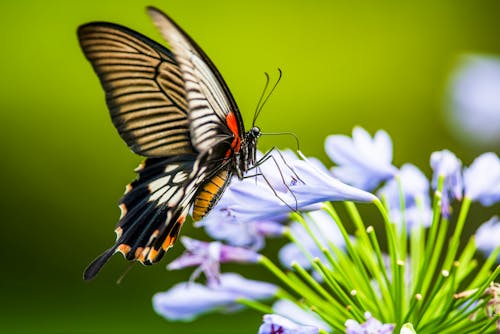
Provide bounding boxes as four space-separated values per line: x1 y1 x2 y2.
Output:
234 126 261 180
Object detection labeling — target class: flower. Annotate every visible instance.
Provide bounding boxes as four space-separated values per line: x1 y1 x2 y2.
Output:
199 215 285 250
279 210 345 270
272 299 331 331
258 314 319 334
378 164 432 229
198 150 376 246
167 237 261 283
430 150 463 217
325 127 398 191
475 216 500 262
445 54 500 145
345 312 395 334
463 152 500 206
153 273 277 321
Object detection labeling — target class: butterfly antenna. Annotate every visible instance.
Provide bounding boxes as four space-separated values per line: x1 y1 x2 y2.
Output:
260 131 301 152
252 68 283 127
252 72 270 127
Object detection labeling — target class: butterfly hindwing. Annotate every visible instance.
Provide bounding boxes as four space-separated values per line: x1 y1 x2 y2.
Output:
147 7 245 155
78 23 195 157
84 155 197 280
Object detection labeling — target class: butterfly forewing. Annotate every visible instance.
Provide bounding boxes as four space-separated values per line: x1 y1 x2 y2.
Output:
147 7 245 154
78 23 195 157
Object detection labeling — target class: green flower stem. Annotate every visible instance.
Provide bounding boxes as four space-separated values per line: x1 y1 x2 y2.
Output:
290 263 358 331
434 264 459 324
409 223 424 294
469 247 500 288
394 259 406 325
439 299 489 331
414 268 453 327
236 298 273 314
396 176 407 260
323 204 380 294
344 201 394 320
475 316 500 334
291 262 340 308
443 197 472 270
286 271 346 331
313 258 367 320
343 202 370 246
366 227 394 318
420 217 449 297
374 198 401 313
434 266 500 331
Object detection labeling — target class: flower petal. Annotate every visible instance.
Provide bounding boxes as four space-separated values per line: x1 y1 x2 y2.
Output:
464 152 500 205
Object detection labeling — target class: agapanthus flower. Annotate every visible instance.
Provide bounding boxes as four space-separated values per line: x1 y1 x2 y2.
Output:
345 312 395 334
430 149 463 217
463 152 500 206
446 54 500 145
198 150 375 246
167 237 261 283
153 273 277 321
279 210 345 270
475 216 500 262
258 314 319 334
378 164 432 229
325 127 398 191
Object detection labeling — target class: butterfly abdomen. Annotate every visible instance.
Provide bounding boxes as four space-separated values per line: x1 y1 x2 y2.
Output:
192 168 231 221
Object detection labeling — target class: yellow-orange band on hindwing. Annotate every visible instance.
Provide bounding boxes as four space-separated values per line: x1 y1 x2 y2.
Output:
192 169 230 221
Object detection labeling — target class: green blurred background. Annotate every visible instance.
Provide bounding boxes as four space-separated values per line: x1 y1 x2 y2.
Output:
1 0 499 333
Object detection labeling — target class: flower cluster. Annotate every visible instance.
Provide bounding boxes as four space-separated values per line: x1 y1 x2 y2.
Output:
152 127 500 334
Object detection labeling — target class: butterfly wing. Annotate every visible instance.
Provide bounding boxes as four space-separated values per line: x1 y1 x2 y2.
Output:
78 23 195 157
84 155 201 280
146 7 245 155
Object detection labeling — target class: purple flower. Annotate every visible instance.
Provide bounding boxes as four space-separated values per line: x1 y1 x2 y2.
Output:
258 314 319 334
198 213 285 250
464 153 500 206
271 299 331 331
378 164 432 229
198 150 375 246
326 127 398 191
167 237 261 283
153 273 277 321
446 54 500 145
279 210 345 270
345 312 395 334
475 216 500 262
430 150 463 217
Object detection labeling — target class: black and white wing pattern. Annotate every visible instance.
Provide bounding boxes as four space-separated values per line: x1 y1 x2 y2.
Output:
147 7 245 154
83 155 208 280
78 23 194 157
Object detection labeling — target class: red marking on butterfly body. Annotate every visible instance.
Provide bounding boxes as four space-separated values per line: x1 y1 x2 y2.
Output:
225 111 241 158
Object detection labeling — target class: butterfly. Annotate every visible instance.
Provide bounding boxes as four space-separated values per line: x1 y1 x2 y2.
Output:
78 6 262 280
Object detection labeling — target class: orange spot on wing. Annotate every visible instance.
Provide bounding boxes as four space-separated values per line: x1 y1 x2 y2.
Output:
161 236 172 250
117 244 131 255
135 247 144 258
147 248 159 262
